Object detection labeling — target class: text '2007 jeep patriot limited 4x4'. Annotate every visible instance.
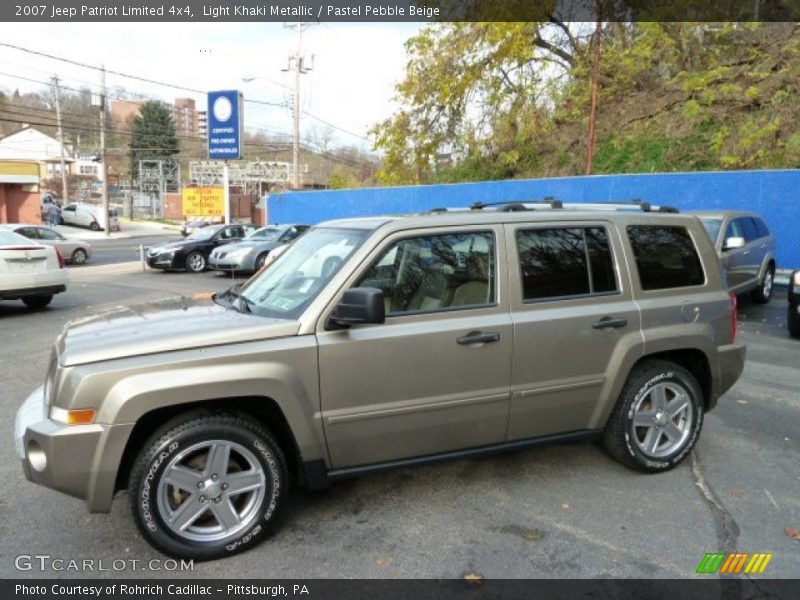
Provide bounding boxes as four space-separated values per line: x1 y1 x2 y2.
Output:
15 201 745 560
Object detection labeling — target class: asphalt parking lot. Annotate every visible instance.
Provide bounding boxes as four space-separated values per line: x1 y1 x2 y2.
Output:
0 265 798 579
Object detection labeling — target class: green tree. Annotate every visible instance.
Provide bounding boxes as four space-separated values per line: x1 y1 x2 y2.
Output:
129 101 179 180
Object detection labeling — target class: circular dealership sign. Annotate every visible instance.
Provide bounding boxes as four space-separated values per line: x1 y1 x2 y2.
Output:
212 96 233 122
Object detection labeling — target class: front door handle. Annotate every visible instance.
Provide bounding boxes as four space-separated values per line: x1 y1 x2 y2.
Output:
592 317 628 330
457 331 501 345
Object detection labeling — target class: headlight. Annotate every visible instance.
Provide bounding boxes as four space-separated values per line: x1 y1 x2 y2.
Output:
159 250 176 258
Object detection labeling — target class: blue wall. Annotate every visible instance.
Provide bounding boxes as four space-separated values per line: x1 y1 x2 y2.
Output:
269 170 800 267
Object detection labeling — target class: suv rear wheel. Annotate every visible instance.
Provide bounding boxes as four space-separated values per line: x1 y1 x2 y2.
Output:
751 264 774 304
603 360 703 472
128 412 288 560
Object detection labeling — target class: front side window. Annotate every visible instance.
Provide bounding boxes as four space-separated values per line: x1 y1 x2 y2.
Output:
627 225 705 290
358 231 495 315
240 227 367 318
517 227 618 301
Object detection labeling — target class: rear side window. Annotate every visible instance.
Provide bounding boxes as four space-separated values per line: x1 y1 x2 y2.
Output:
517 227 618 301
627 225 705 290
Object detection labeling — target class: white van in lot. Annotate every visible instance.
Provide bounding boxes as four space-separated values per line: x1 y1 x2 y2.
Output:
61 202 120 231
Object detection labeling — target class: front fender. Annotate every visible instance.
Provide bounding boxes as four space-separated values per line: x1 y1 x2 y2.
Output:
69 336 323 512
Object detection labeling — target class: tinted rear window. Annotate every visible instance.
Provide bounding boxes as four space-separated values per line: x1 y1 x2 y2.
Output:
517 227 618 301
627 225 705 290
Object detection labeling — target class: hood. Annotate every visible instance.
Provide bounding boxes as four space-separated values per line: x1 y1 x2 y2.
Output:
215 239 278 252
150 240 192 252
56 295 300 366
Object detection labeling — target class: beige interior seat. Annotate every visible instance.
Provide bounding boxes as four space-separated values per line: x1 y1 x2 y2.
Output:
451 252 490 306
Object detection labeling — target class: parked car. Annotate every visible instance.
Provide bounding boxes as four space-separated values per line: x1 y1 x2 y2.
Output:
146 223 256 273
61 202 120 232
0 224 92 265
789 270 800 338
181 219 213 237
694 211 776 303
208 224 310 274
16 202 745 559
0 229 68 309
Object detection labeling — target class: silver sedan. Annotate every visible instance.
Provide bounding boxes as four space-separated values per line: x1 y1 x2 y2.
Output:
208 224 309 274
0 224 92 265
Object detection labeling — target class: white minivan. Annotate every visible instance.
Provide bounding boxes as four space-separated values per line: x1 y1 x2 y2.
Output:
61 202 120 231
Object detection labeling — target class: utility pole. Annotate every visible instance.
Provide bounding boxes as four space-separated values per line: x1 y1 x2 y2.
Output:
99 65 110 237
283 23 315 189
586 19 603 175
51 76 69 203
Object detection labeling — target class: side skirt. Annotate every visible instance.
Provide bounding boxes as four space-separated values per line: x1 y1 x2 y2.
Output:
301 429 602 491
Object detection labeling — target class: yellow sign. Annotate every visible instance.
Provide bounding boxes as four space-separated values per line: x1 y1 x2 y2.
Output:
182 187 225 217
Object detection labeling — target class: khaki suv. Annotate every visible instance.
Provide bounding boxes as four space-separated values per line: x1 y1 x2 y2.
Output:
15 202 746 560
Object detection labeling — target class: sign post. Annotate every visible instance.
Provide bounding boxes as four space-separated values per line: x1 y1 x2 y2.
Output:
207 90 243 225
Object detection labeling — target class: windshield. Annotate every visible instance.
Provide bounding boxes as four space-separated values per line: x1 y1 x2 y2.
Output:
249 227 281 240
700 218 722 244
187 227 218 241
239 227 368 319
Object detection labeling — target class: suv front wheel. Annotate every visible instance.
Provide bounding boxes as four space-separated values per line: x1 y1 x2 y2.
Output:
128 412 288 560
603 360 704 472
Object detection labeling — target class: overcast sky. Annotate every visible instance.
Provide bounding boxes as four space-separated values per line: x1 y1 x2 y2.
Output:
0 22 423 151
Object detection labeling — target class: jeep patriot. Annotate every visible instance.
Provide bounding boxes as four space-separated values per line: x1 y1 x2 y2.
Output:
15 201 746 559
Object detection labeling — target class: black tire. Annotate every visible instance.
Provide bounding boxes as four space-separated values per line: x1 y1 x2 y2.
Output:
255 252 270 271
603 360 703 473
71 248 88 265
22 295 53 310
128 411 288 561
185 252 206 273
788 303 800 338
751 264 774 304
90 221 100 231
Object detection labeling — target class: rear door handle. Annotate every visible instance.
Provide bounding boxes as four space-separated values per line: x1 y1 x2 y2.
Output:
457 331 501 345
592 317 628 330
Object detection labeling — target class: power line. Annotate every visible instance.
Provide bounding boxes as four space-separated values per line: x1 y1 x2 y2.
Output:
0 41 372 143
0 114 373 168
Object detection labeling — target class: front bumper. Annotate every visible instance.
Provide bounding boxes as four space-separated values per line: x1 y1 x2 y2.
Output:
209 252 255 272
146 253 180 269
15 385 104 504
713 342 747 409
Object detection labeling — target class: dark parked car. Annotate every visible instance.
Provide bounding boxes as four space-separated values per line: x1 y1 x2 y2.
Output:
147 223 256 273
208 224 310 273
789 270 800 338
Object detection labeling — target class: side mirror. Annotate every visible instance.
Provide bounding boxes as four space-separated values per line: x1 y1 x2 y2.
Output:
329 287 385 328
723 236 745 251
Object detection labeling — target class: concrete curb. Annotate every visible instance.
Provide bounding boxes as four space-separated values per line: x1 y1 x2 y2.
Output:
68 261 144 279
